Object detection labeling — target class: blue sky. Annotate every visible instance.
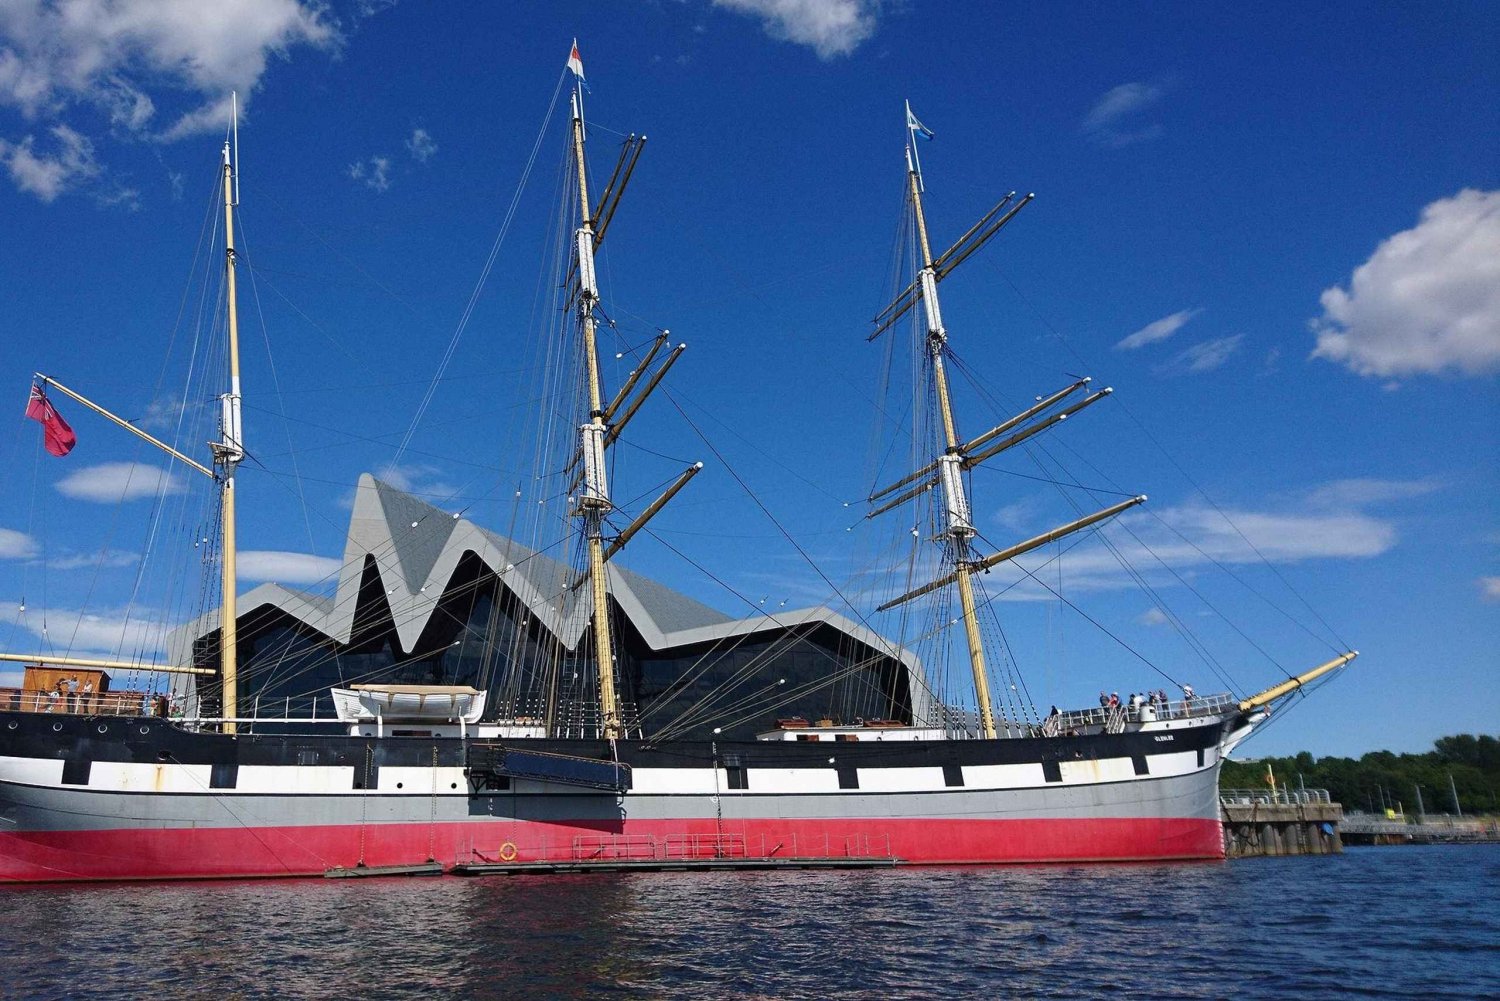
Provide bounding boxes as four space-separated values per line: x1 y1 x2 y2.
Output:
0 1 1494 759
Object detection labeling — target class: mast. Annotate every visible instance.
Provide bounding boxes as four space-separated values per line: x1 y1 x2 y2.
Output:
903 127 1000 740
568 75 622 740
212 114 246 732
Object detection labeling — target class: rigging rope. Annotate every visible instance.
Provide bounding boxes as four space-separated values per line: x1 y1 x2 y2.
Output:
390 71 568 470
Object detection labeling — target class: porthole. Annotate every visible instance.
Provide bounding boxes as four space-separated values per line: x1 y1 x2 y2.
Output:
139 726 150 735
52 723 62 732
97 724 108 734
450 782 458 789
6 720 16 730
396 782 404 789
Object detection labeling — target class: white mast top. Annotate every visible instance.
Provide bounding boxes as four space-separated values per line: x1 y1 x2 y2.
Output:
905 100 934 191
568 38 588 138
229 91 240 206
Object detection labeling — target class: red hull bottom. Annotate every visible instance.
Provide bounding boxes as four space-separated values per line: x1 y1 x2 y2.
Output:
0 816 1225 882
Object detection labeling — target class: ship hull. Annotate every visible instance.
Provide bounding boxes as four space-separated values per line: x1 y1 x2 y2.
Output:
0 711 1232 882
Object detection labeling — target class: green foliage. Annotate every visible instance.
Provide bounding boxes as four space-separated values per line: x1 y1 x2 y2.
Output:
1221 734 1500 815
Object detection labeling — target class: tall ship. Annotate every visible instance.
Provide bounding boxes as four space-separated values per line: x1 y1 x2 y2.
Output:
0 50 1355 882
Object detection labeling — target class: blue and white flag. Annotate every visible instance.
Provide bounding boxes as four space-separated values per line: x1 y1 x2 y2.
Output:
906 102 934 140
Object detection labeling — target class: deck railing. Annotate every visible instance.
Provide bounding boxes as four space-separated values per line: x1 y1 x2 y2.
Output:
1042 692 1236 736
1220 787 1332 806
0 689 155 716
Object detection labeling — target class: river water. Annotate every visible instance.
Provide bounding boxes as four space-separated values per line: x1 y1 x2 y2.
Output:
2 845 1495 999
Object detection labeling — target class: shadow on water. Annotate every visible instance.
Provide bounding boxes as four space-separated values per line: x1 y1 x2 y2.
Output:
2 846 1497 1000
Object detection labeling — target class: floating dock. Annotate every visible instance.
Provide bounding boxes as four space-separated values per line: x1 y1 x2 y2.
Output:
452 856 901 876
325 861 446 878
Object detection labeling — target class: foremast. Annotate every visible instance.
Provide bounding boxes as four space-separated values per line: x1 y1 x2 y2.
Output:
871 105 1136 739
902 133 998 739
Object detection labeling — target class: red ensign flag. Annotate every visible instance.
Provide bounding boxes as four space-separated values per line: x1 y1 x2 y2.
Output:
25 386 77 457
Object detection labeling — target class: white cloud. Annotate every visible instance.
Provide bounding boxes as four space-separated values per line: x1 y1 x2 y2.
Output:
1138 606 1169 626
991 495 1048 534
344 463 460 509
375 462 458 497
0 123 98 201
0 528 38 559
55 462 186 503
1311 188 1500 378
1083 81 1165 147
993 494 1399 599
10 605 172 656
237 550 343 584
1303 478 1443 509
136 393 189 432
93 181 139 210
0 0 338 199
1154 334 1244 376
1144 504 1394 563
1116 308 1201 350
406 127 436 163
0 0 337 131
0 532 135 571
348 155 391 192
713 0 878 59
45 550 139 570
1480 577 1500 603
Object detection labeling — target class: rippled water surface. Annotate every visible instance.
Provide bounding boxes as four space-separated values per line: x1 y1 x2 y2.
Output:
2 846 1496 999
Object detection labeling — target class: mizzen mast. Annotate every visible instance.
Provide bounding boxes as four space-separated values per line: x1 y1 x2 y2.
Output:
9 114 246 691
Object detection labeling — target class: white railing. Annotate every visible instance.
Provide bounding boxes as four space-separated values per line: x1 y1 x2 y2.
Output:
1044 692 1236 736
1220 787 1332 806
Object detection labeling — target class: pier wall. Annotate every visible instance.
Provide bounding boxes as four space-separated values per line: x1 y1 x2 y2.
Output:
1219 789 1342 858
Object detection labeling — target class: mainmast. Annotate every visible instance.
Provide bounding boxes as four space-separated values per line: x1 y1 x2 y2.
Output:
568 62 622 741
561 44 696 741
211 111 246 732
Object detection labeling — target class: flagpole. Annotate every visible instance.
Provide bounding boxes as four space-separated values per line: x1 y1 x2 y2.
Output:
570 38 586 140
32 375 213 477
906 100 925 192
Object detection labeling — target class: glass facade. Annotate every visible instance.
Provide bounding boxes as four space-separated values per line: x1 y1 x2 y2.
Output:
203 554 912 740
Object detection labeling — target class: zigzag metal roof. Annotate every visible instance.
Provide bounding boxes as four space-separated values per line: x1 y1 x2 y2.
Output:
167 475 929 698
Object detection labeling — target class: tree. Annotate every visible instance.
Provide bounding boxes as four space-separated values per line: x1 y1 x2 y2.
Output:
1221 734 1500 815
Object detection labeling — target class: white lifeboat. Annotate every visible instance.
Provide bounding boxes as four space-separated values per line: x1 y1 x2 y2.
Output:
331 684 487 724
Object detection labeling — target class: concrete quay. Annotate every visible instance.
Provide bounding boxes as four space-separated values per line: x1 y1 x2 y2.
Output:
1220 788 1342 858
